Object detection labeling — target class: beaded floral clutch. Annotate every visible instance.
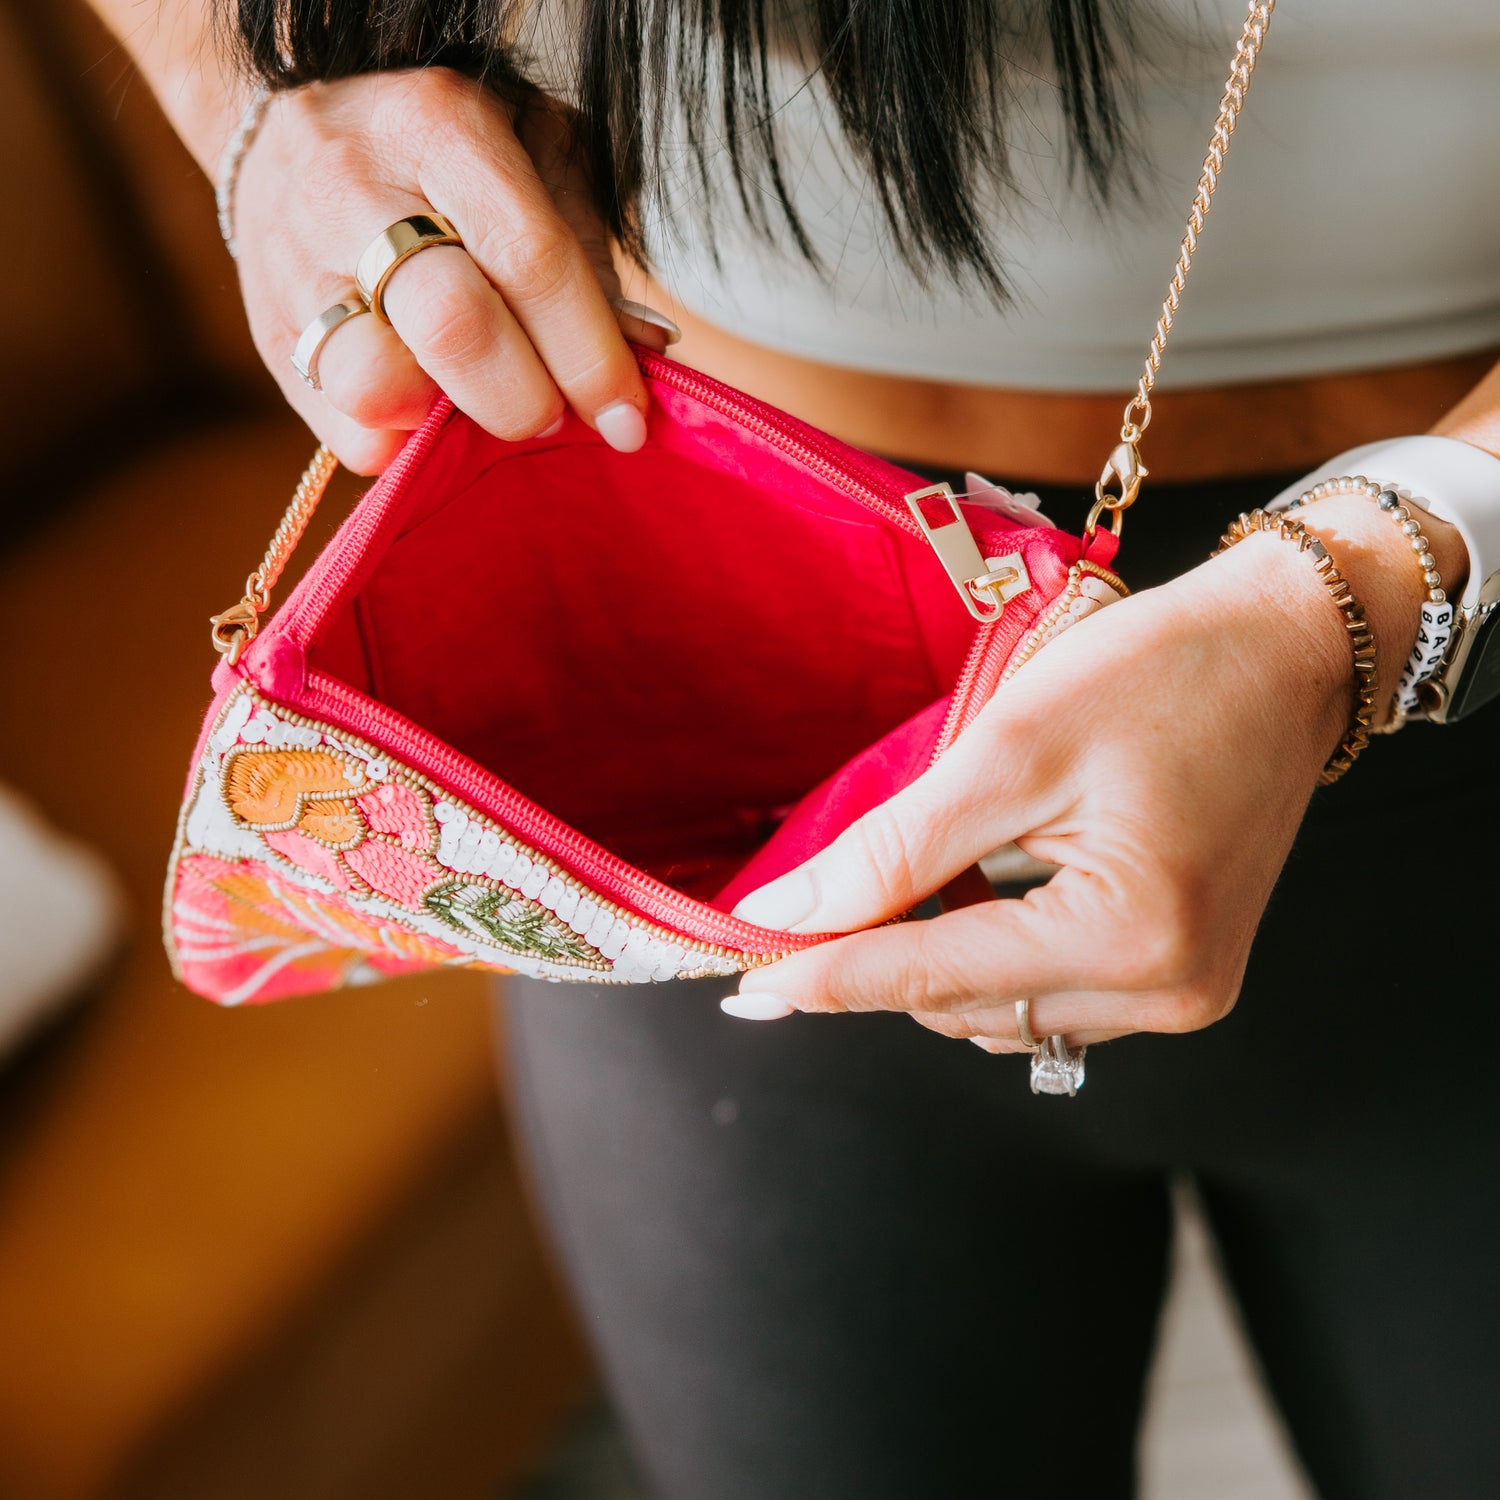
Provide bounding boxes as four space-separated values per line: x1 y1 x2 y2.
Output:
164 0 1283 1004
164 352 1123 1003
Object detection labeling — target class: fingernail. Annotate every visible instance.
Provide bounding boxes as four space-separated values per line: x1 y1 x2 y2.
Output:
731 871 817 932
538 414 566 438
595 401 647 453
611 297 682 346
720 993 797 1020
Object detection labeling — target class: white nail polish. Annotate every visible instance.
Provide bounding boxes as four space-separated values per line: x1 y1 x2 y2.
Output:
731 872 817 932
538 414 566 438
719 993 797 1021
610 297 683 345
595 401 647 453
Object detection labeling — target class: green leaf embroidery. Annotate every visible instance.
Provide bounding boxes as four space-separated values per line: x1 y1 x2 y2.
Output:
425 882 606 967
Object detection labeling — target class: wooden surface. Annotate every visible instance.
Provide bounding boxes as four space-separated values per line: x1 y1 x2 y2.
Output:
0 417 588 1498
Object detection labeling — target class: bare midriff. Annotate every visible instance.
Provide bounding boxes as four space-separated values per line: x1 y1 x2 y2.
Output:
639 278 1498 488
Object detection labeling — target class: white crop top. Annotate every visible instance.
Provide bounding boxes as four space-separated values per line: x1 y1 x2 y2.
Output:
636 0 1500 391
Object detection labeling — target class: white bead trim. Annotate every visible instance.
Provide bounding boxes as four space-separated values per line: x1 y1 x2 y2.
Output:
167 684 755 998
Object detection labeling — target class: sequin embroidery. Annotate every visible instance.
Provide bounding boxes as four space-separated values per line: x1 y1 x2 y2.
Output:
166 685 740 1004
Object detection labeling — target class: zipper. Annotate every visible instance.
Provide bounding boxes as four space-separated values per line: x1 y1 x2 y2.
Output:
274 354 1030 698
636 352 934 535
929 558 1128 763
904 482 1031 623
255 354 1045 939
635 353 1034 755
276 402 457 650
297 672 818 955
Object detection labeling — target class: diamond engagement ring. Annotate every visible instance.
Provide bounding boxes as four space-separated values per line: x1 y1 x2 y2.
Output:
1015 999 1087 1096
1031 1034 1087 1097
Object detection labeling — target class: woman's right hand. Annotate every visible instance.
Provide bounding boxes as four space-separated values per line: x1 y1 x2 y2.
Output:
230 70 668 473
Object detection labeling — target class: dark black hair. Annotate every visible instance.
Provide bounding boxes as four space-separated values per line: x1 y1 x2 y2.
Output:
218 0 1135 299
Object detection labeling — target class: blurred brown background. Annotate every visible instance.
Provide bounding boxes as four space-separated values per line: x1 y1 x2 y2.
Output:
0 3 591 1495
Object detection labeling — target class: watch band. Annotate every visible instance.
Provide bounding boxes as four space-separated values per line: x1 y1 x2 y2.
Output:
1268 435 1500 723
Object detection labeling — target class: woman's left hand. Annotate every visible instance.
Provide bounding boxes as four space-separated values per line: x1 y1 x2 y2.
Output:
723 510 1403 1050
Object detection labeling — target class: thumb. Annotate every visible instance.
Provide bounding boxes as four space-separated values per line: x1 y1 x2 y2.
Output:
730 723 1036 934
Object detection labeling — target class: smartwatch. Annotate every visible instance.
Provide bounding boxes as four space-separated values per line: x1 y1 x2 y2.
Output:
1269 435 1500 724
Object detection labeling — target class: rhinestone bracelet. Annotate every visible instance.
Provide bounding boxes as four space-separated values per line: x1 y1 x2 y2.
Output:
1282 475 1455 724
1215 509 1378 785
215 86 273 261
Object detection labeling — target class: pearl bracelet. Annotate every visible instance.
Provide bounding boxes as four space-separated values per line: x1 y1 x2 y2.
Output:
1281 475 1456 724
215 86 273 261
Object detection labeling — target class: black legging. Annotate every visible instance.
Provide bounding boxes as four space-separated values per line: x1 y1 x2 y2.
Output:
501 472 1500 1500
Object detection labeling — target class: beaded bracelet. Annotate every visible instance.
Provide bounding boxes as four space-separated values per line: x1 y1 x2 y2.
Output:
215 86 274 261
1214 509 1378 785
1279 475 1455 723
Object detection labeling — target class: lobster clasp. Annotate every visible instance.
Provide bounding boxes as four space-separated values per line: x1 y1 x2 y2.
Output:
210 600 260 665
1086 435 1149 539
1097 438 1148 511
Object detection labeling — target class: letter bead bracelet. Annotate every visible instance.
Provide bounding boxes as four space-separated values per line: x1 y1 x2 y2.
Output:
1214 509 1378 785
1279 476 1454 725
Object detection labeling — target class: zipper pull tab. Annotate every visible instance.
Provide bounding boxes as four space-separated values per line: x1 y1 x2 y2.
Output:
905 483 1031 622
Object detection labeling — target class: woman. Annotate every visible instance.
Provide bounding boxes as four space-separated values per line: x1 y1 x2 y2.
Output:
97 0 1500 1493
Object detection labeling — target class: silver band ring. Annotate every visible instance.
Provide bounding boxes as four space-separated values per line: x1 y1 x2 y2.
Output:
291 297 369 390
1015 998 1039 1050
355 212 464 322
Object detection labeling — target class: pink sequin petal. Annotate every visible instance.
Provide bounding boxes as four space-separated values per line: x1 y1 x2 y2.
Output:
344 840 446 908
355 782 432 849
265 829 355 890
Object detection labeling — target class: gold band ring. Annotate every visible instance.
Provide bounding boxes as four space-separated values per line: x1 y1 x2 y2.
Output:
290 296 369 389
1015 999 1040 1050
354 212 464 322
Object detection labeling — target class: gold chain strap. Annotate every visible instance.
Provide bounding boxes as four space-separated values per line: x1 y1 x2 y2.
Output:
1088 0 1276 539
210 443 337 664
210 0 1275 656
